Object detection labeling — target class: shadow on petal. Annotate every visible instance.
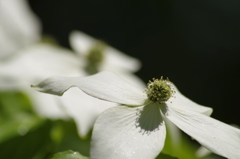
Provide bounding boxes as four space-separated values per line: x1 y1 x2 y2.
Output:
135 103 164 134
160 103 169 115
91 105 167 159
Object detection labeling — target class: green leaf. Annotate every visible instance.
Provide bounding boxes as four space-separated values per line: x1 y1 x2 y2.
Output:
0 120 55 159
0 91 42 143
201 153 225 159
56 120 91 157
161 126 198 159
0 91 32 114
156 153 179 159
51 150 89 159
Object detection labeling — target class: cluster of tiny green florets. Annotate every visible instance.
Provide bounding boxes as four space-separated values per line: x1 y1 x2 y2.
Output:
85 42 105 74
86 42 105 66
145 77 175 103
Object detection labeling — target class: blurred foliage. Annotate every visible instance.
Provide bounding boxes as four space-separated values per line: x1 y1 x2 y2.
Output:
0 91 42 143
0 91 91 159
156 153 178 159
0 90 224 159
55 120 91 157
202 154 226 159
51 150 88 159
162 130 198 159
0 120 54 159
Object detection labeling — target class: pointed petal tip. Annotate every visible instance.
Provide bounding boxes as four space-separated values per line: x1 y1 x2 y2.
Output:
30 76 70 96
30 84 39 91
169 83 214 116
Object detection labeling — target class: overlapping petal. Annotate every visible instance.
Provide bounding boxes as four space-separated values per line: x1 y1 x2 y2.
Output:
0 43 84 90
27 88 69 119
168 84 213 116
32 71 147 106
69 31 95 56
116 72 146 89
91 103 166 159
60 87 117 136
100 46 141 73
196 146 212 158
0 43 85 120
162 103 240 159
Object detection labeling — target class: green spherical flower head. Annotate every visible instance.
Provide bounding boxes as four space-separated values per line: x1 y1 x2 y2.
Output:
85 41 105 74
87 42 105 66
146 77 174 103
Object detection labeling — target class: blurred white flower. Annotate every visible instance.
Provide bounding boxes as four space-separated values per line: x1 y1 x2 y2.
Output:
0 43 86 118
69 31 144 88
32 71 240 159
0 0 72 120
0 0 41 60
70 31 140 73
0 1 144 136
0 0 145 137
0 42 144 136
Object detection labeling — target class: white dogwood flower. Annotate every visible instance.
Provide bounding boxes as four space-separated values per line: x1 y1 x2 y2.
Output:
32 71 240 159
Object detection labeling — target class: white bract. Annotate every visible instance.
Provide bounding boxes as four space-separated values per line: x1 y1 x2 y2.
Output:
32 71 240 159
0 0 40 60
